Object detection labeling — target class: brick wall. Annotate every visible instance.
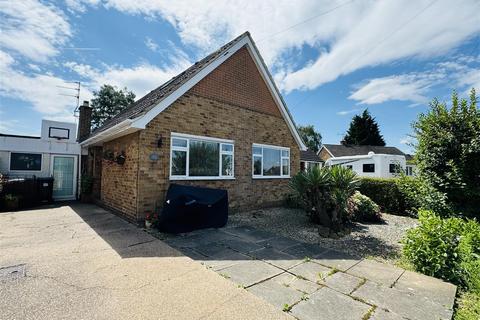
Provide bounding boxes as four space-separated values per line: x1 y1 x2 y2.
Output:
190 46 281 118
100 133 139 221
319 148 332 162
136 93 300 220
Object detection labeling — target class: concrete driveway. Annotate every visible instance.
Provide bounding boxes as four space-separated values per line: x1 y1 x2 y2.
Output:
0 203 290 320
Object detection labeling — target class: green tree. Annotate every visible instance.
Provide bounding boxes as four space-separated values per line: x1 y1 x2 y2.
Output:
342 109 386 146
413 89 480 216
90 84 136 129
297 125 322 152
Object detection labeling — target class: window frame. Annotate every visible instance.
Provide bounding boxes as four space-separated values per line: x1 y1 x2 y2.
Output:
362 163 375 173
9 152 42 171
252 143 290 179
169 132 234 180
48 127 70 139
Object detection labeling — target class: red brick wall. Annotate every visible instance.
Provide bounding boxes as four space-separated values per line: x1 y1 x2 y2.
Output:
190 46 282 118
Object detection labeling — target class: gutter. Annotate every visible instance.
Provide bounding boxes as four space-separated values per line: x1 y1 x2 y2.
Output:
80 119 139 147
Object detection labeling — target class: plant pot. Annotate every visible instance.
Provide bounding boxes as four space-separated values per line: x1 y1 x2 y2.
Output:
145 220 152 229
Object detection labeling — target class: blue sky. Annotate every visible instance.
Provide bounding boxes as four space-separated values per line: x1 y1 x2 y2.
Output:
1 1 479 153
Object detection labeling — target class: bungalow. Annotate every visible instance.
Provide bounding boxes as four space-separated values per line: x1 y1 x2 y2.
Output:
79 32 306 223
318 144 411 178
300 149 322 171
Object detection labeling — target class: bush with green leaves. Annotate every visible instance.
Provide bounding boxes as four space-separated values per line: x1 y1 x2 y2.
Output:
395 175 452 217
347 191 382 223
358 178 406 214
289 166 359 231
412 89 480 217
402 210 480 290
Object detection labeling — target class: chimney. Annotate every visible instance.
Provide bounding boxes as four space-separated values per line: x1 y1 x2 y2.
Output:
78 100 92 141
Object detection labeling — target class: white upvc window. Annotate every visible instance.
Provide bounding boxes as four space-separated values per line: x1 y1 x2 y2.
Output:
170 133 234 180
252 143 290 179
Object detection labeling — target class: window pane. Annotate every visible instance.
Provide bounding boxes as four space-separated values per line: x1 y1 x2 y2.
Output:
253 146 262 155
222 144 233 152
189 140 219 176
282 158 289 176
263 148 281 176
172 138 187 148
10 153 42 171
253 156 262 175
363 163 375 173
281 150 289 157
171 150 186 175
222 154 233 176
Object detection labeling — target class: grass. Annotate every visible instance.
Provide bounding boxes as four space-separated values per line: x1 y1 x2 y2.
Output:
454 291 480 320
282 303 292 312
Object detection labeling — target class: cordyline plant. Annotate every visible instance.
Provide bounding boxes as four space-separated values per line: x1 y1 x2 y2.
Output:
289 166 359 231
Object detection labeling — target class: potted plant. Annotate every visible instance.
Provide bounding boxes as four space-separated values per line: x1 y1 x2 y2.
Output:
4 194 20 211
144 211 159 229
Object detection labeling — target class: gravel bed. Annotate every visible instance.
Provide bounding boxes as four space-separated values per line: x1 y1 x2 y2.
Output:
228 207 418 263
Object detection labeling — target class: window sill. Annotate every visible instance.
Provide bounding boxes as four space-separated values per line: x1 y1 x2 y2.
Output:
252 176 290 179
170 176 235 181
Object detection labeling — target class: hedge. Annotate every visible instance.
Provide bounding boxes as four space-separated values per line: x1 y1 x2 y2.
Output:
358 177 407 215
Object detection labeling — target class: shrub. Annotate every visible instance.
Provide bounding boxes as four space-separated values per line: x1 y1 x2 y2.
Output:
455 291 480 320
402 210 480 290
396 175 452 217
289 166 359 231
358 178 406 215
347 191 382 223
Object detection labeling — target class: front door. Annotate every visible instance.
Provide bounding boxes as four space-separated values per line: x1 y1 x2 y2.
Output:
51 155 77 200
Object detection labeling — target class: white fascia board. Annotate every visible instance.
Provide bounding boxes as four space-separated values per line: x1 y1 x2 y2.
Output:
131 37 251 129
80 119 134 147
244 39 307 151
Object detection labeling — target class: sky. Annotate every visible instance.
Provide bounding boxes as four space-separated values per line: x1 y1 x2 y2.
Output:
0 0 479 153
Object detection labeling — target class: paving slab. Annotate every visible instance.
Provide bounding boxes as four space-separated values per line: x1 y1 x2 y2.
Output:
248 276 304 309
320 271 364 295
271 272 321 294
393 270 457 309
347 259 404 286
219 260 284 287
222 226 276 243
313 249 361 271
288 261 332 283
191 243 226 257
352 280 453 320
257 236 300 251
200 248 251 271
220 237 265 254
370 308 406 320
282 243 329 260
291 286 372 320
250 247 303 270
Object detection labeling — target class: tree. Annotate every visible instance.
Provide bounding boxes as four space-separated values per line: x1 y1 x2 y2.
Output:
90 84 136 129
342 109 386 146
297 125 322 152
413 89 480 216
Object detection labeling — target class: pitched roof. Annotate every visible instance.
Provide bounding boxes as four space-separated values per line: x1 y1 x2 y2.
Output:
87 33 248 140
300 150 322 162
321 144 405 157
82 32 306 150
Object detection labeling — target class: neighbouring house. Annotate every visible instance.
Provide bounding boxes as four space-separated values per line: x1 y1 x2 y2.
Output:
300 149 322 171
318 144 411 178
79 32 306 223
405 154 416 176
0 120 81 200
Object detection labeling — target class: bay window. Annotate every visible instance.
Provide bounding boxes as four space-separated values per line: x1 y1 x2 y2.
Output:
170 133 234 180
252 144 290 178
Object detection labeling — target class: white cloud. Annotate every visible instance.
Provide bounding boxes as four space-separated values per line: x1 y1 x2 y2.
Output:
79 0 480 93
337 108 361 116
349 55 480 105
64 53 191 97
145 37 159 52
0 50 88 120
0 0 71 62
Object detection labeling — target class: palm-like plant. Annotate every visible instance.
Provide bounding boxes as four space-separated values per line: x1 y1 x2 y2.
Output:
289 166 359 231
